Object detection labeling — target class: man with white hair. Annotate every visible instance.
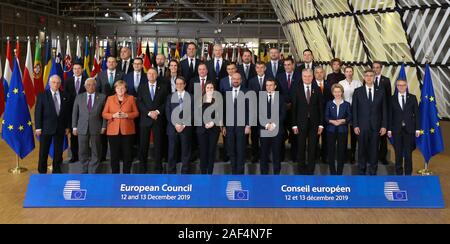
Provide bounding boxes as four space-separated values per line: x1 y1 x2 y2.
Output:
72 78 107 174
118 47 133 75
35 75 70 174
207 44 230 84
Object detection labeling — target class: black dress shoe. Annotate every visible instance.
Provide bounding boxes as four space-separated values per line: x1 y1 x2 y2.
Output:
69 158 78 163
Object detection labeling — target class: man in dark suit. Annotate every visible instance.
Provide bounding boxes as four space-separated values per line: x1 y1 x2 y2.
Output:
296 49 316 78
352 69 388 175
156 54 168 78
292 68 324 175
188 63 212 94
124 57 147 158
180 42 200 85
96 56 124 161
248 62 269 163
35 75 70 174
219 62 238 94
259 79 286 175
207 44 229 85
265 47 284 79
124 58 147 97
388 79 420 175
166 77 193 174
137 68 169 174
64 63 87 163
117 47 133 75
223 73 251 174
277 57 300 163
312 66 332 164
372 61 392 165
237 50 257 87
97 56 125 96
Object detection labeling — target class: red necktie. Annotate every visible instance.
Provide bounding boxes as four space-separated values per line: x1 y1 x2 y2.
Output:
288 74 292 89
201 79 205 92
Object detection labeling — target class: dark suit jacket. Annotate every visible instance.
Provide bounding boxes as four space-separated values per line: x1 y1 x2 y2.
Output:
325 100 352 133
375 75 392 104
312 80 333 103
117 59 133 75
64 75 87 127
156 66 169 78
137 81 169 127
237 63 257 85
196 101 221 134
219 76 233 94
296 63 316 80
96 70 125 96
35 90 70 135
352 86 387 131
124 71 148 97
224 87 250 129
259 93 287 137
265 60 285 79
207 59 229 84
389 93 419 134
248 76 269 93
180 58 200 85
165 92 194 135
292 84 324 130
276 72 301 103
188 75 214 94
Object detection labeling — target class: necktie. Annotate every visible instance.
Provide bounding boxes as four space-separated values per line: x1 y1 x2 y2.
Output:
159 68 163 77
53 93 60 116
216 60 220 76
179 95 183 109
375 77 379 88
88 94 93 112
150 85 155 100
245 65 249 79
189 59 194 74
272 62 277 76
306 86 311 104
109 72 114 87
201 78 205 92
135 73 140 91
234 89 238 103
123 61 127 73
402 95 406 110
259 77 263 90
268 94 272 118
319 81 324 93
369 88 373 103
75 77 80 94
287 74 292 89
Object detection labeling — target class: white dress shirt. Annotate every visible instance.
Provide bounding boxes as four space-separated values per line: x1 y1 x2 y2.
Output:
134 72 141 92
122 59 131 74
339 79 363 105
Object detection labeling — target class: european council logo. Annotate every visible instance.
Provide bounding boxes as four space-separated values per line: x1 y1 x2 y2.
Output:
63 180 87 201
226 181 249 201
384 182 408 201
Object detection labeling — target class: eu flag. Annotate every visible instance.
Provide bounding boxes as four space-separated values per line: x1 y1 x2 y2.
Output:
416 64 444 163
2 58 35 159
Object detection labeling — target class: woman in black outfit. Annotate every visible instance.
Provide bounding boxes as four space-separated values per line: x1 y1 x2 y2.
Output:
196 82 221 174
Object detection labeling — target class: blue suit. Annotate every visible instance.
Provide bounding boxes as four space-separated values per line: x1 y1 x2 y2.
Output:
124 71 147 97
219 76 233 94
324 100 352 134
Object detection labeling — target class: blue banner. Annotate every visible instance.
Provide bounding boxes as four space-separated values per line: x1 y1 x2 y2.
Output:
24 174 444 208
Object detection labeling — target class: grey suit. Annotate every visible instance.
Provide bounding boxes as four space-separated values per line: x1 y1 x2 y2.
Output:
96 70 124 96
72 92 107 173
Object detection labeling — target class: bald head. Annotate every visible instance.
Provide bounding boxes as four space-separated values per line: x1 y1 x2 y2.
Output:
231 73 242 88
156 54 166 67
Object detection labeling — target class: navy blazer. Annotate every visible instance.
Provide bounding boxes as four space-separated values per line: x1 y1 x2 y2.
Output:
265 61 285 79
388 93 419 134
180 58 200 84
224 87 250 129
165 92 194 135
325 100 352 133
124 71 147 97
219 76 233 94
248 76 269 93
237 63 257 84
276 72 300 103
352 86 387 131
35 90 70 135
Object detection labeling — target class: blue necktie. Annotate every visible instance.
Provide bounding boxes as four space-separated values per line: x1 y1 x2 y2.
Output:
109 72 114 87
150 85 155 100
216 60 220 76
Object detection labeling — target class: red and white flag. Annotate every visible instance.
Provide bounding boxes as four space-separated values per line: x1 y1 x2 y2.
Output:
91 39 101 78
23 38 36 108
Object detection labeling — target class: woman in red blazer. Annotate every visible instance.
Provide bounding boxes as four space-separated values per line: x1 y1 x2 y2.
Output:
102 80 139 174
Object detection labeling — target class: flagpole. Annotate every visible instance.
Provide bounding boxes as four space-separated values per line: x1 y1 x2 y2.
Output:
9 155 27 174
417 55 433 176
